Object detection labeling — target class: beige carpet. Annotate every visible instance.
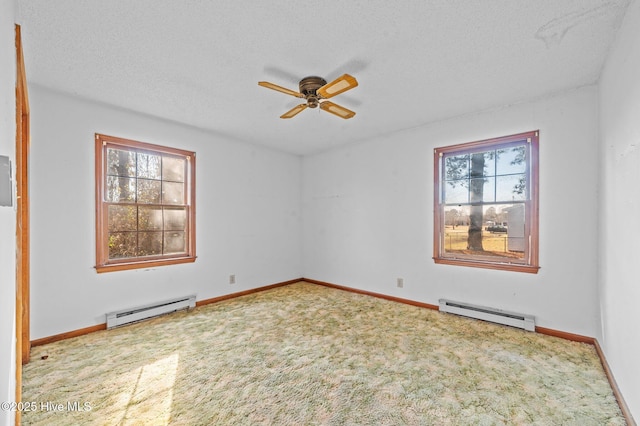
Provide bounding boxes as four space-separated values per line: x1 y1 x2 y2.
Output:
22 282 624 425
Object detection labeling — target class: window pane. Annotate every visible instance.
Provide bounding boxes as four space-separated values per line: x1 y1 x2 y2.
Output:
138 206 163 231
504 204 526 254
443 206 469 228
108 232 137 259
469 151 493 178
496 174 526 201
162 182 185 205
444 180 468 204
137 152 161 179
164 207 186 231
138 231 163 256
107 148 136 177
445 155 469 180
137 179 162 204
162 156 185 182
496 146 526 175
107 176 136 203
442 205 470 252
164 231 186 254
469 177 496 203
442 203 525 260
481 151 495 177
108 205 137 231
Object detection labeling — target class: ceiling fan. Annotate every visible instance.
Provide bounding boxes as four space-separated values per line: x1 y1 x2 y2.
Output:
258 74 358 119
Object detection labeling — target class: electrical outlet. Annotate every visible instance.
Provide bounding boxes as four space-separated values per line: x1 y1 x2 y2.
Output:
397 278 404 288
229 274 236 285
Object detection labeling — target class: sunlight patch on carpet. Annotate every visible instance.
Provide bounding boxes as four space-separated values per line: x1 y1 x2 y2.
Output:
112 352 179 425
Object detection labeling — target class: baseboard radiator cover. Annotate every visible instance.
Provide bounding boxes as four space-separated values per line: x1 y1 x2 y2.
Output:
439 299 535 332
106 295 196 329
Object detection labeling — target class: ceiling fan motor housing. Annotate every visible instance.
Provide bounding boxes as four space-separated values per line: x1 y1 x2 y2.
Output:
258 74 357 119
299 76 327 108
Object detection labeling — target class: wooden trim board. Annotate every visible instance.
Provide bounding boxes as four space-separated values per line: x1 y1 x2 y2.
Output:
593 340 636 426
534 325 595 344
302 278 440 311
195 278 301 307
31 324 107 348
15 23 31 426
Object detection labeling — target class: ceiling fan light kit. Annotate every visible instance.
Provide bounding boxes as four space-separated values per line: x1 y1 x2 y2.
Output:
258 73 358 119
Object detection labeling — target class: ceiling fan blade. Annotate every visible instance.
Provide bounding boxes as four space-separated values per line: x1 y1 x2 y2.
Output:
317 74 358 99
258 81 304 98
280 104 308 119
319 101 356 119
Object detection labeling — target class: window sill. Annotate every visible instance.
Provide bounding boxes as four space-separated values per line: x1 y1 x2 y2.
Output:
433 257 540 274
95 256 196 273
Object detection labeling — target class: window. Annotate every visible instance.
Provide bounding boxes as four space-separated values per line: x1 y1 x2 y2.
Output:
433 130 539 273
95 134 196 273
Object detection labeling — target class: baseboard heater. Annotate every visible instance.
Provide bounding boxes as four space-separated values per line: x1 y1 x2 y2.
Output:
439 299 535 331
106 295 196 329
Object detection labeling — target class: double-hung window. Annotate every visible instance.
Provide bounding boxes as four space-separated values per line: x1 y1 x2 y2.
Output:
95 134 196 272
433 130 539 273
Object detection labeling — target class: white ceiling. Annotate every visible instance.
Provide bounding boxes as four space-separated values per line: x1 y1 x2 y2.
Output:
17 0 632 156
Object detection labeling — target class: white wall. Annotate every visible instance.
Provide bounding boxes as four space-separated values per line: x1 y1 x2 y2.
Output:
28 85 302 339
0 1 17 425
303 86 601 338
599 0 640 420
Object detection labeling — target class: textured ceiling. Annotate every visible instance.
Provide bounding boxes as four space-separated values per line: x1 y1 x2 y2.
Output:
17 0 632 155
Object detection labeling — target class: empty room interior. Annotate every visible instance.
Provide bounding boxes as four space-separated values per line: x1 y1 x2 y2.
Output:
1 0 640 424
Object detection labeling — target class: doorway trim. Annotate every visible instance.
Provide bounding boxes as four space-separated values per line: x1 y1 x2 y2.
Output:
15 23 30 426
